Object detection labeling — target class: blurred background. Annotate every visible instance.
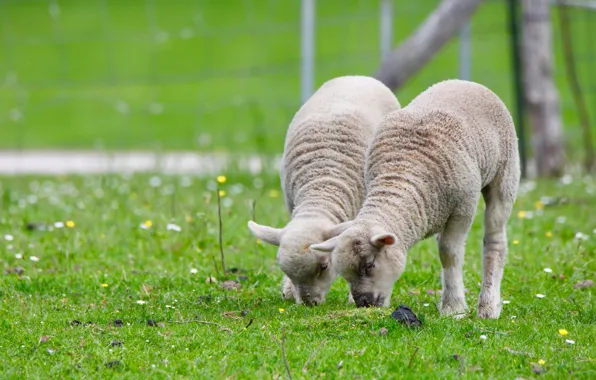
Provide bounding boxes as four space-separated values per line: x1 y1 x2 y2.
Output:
0 0 594 178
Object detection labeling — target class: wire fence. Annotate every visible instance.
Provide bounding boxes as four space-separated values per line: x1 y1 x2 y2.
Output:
0 0 594 165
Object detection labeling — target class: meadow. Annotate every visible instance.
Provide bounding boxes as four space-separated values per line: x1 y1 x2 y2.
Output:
0 0 594 160
1 168 595 378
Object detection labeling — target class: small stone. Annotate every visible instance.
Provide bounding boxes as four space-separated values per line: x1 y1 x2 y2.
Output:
390 305 422 328
205 276 218 284
573 280 594 289
113 319 123 328
532 365 544 375
5 267 25 275
220 280 241 290
378 327 388 336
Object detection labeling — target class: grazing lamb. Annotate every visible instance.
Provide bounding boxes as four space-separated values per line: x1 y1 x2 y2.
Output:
310 79 520 319
247 75 401 306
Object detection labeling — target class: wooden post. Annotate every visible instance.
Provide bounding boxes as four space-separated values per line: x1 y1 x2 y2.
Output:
521 0 565 177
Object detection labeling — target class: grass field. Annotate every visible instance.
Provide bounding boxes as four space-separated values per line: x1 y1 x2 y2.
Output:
1 168 595 378
1 0 595 160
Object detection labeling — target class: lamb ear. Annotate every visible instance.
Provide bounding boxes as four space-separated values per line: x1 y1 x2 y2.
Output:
370 232 397 248
309 236 339 253
247 220 283 246
312 249 331 263
324 220 354 239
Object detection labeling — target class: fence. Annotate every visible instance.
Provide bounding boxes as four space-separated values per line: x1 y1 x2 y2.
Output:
0 0 594 167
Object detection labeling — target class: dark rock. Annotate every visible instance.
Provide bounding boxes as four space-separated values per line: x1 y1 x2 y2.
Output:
113 319 123 328
147 319 157 327
241 310 249 317
111 340 123 347
390 304 422 328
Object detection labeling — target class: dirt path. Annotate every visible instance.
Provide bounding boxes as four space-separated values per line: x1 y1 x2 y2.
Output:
0 150 281 175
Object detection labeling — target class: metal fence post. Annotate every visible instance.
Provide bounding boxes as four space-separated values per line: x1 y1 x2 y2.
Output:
380 0 393 61
459 21 471 80
507 0 528 179
300 0 315 104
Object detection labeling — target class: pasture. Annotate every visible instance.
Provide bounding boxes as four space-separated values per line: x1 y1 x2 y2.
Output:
1 169 594 378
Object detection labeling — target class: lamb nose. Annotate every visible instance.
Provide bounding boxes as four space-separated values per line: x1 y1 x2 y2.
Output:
354 292 375 307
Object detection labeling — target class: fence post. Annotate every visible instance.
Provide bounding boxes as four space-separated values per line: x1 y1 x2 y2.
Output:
300 0 315 104
507 0 528 178
380 0 393 61
458 21 471 80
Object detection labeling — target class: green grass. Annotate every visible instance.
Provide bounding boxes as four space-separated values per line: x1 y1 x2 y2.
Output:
0 0 595 161
0 168 595 378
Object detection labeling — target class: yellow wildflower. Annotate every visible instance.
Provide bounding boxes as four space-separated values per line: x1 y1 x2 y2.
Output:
143 220 152 228
101 284 108 288
538 359 546 365
279 308 285 313
218 190 226 197
535 201 544 210
185 215 192 223
217 175 227 184
558 329 568 336
517 210 526 219
545 231 552 238
66 220 75 228
513 240 519 245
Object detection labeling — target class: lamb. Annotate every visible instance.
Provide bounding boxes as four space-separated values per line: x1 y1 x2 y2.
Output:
310 79 520 319
247 75 401 306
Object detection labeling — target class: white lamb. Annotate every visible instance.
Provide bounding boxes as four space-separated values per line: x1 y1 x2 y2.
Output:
310 79 520 319
247 75 401 306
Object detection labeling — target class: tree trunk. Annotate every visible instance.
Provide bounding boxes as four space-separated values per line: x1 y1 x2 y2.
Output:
521 0 565 177
373 0 484 91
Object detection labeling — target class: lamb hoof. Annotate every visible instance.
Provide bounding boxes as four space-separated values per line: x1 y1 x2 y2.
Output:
281 276 298 302
477 302 502 319
439 300 468 319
